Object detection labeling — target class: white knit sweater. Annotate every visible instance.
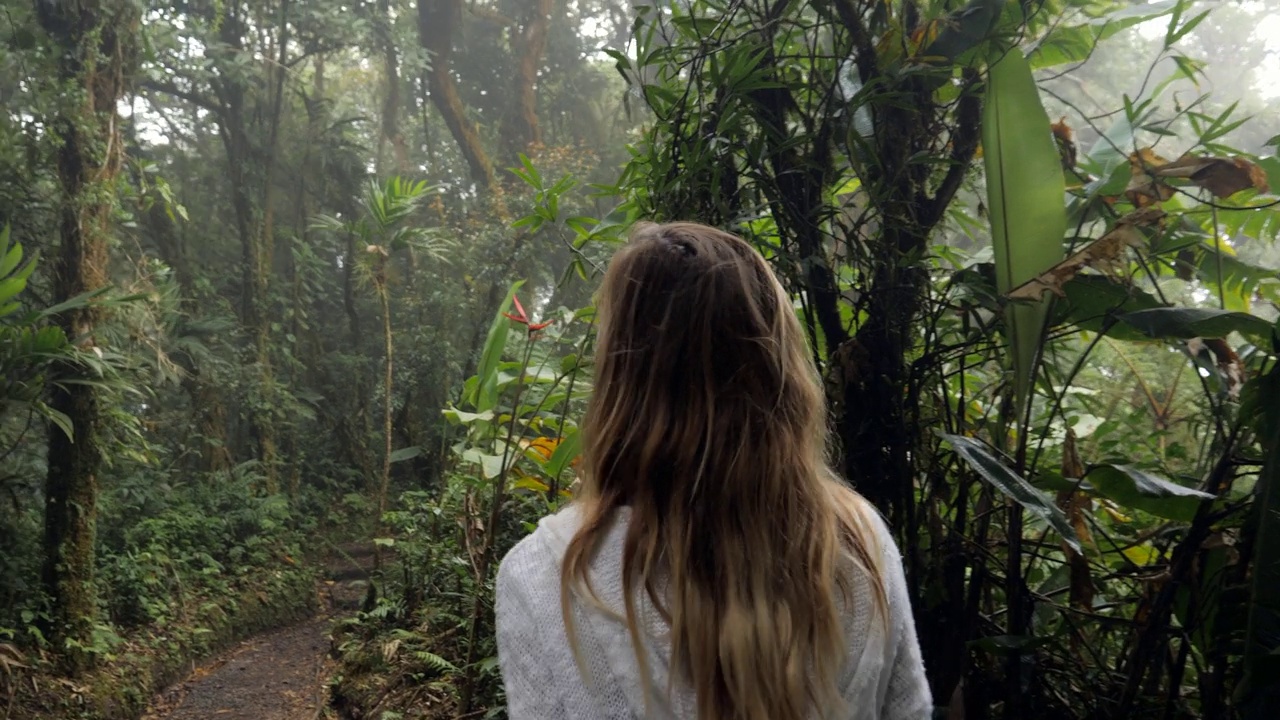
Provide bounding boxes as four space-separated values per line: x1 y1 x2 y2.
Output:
495 504 932 720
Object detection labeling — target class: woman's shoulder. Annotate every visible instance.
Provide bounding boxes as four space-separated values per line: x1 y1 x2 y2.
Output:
496 504 587 594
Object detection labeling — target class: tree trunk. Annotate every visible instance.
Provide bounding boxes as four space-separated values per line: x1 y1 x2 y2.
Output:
376 0 409 175
502 0 555 159
211 0 291 493
341 230 376 494
140 185 233 474
36 0 138 672
418 0 495 190
375 273 393 567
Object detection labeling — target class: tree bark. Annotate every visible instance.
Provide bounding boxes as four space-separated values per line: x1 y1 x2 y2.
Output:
36 0 138 672
418 0 495 190
210 0 291 492
139 188 234 474
502 0 555 159
376 0 409 175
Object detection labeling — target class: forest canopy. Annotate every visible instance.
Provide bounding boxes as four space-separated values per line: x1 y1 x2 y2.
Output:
2 0 1280 718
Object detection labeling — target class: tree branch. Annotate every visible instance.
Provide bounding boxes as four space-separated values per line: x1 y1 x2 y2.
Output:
922 68 982 229
140 79 221 114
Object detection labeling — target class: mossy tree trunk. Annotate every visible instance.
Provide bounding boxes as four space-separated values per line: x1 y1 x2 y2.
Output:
418 0 496 190
211 0 293 492
376 0 408 175
36 0 138 672
140 185 234 474
502 0 555 159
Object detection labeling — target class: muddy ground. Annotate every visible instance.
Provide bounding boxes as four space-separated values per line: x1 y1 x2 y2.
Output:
142 544 376 720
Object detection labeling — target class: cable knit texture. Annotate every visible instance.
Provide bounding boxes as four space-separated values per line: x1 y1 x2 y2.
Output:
495 504 932 719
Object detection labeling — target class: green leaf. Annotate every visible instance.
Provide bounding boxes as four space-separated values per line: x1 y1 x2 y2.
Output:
461 449 506 479
1030 1 1180 69
441 406 495 425
1117 307 1274 340
982 48 1067 413
41 404 74 441
939 433 1081 552
467 280 524 412
1055 276 1165 341
923 0 1003 64
389 446 422 463
545 428 582 481
1086 464 1212 522
0 237 23 278
0 277 25 306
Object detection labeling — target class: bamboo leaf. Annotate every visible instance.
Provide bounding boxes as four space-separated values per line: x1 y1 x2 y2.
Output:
982 48 1067 412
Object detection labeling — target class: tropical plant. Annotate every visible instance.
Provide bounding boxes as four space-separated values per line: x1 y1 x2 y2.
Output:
314 177 454 558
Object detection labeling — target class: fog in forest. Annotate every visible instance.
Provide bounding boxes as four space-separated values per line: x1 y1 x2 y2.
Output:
2 0 1279 718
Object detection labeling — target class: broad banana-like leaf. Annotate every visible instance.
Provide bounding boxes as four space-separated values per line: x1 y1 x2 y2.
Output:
982 48 1067 414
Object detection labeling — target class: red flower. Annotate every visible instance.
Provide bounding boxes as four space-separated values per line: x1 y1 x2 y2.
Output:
504 294 553 332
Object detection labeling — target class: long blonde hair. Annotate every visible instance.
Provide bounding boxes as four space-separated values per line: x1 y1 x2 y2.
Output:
560 222 889 720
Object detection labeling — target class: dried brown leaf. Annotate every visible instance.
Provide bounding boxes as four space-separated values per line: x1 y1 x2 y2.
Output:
1007 207 1165 301
1124 148 1175 207
1191 337 1247 399
1057 430 1095 611
1150 154 1271 198
1052 116 1077 170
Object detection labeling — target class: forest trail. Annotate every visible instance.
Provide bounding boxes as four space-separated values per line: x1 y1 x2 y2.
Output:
141 543 376 720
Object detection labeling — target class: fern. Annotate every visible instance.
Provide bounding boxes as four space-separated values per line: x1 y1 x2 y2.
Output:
412 650 457 673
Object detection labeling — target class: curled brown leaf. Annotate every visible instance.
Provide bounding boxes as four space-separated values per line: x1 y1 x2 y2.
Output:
1007 207 1166 302
1150 154 1271 198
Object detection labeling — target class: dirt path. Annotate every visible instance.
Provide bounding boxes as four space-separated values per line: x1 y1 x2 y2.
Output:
143 544 376 720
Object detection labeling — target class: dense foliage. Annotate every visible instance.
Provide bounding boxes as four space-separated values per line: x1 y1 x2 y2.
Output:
2 0 1279 718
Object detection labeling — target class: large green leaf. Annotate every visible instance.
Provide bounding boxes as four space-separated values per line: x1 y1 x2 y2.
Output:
466 280 524 412
0 226 37 313
1117 307 1274 340
1055 275 1165 341
1086 464 1213 522
982 48 1067 413
939 433 1081 552
544 427 582 481
461 448 506 479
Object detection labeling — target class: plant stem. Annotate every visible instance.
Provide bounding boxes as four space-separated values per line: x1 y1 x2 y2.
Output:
375 275 393 570
457 333 536 716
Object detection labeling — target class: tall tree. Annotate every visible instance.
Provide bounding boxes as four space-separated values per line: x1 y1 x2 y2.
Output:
36 0 138 669
375 0 408 175
418 0 496 190
502 0 555 158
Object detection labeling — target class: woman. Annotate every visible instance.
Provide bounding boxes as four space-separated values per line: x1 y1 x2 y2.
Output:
495 222 930 720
